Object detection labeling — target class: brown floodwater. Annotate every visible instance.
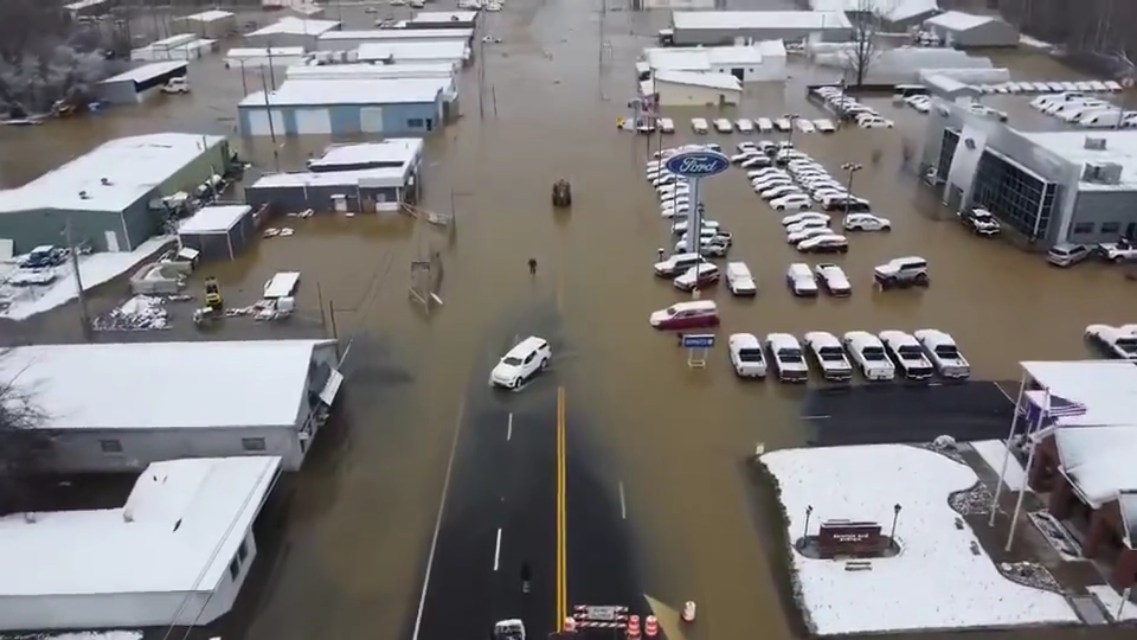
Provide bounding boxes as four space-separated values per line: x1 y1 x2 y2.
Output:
5 1 1137 639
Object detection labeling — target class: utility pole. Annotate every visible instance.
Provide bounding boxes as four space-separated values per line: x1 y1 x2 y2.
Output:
260 65 280 172
64 218 92 339
477 37 486 120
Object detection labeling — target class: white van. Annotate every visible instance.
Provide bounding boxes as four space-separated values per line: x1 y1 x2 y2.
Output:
1060 104 1110 123
1047 100 1106 117
691 118 709 134
1031 92 1085 111
1077 109 1125 128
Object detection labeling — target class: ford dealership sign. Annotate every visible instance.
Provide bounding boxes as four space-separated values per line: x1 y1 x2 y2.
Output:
664 151 730 178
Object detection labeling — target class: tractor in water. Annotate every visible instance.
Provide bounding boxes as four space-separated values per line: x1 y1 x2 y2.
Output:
551 179 572 208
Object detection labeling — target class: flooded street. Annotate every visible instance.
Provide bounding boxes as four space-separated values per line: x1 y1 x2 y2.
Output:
6 0 1137 639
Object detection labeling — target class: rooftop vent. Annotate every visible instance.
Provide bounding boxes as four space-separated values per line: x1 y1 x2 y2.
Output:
78 190 90 199
1082 161 1123 184
1085 136 1108 151
100 177 112 186
123 508 134 523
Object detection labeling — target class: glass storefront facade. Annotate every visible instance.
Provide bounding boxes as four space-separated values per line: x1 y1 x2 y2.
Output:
935 128 959 184
971 149 1057 240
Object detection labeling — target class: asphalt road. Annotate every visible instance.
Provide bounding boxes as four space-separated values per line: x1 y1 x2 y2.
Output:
414 371 643 640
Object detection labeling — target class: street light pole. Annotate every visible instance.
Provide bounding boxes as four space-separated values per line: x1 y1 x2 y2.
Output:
889 503 902 542
784 113 799 146
802 505 814 544
841 162 863 216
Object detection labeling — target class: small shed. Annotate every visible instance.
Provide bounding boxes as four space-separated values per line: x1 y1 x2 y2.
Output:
643 71 742 106
98 61 188 104
922 74 981 102
923 12 1020 49
178 205 255 260
173 9 237 39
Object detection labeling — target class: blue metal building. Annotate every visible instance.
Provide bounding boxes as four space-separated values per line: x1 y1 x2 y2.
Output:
237 79 446 137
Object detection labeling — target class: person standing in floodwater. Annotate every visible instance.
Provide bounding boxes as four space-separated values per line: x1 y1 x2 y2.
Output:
528 258 538 275
520 561 532 593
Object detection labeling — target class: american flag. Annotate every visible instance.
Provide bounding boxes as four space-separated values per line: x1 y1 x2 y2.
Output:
1046 394 1088 418
1020 391 1087 430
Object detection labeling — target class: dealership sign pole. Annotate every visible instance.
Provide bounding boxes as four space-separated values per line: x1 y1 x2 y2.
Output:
663 150 730 273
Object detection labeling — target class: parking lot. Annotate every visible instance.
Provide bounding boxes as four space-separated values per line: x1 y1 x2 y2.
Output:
7 1 1137 639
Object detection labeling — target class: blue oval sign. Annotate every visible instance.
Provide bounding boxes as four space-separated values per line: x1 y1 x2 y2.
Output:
664 151 730 178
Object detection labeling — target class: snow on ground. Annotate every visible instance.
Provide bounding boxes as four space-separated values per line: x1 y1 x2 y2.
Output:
761 444 1080 635
1019 35 1056 50
971 440 1030 491
1087 585 1137 621
0 236 172 321
92 295 171 331
2 633 142 640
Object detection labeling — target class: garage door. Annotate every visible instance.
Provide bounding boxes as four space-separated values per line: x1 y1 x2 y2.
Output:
360 107 385 133
294 108 332 135
245 109 269 136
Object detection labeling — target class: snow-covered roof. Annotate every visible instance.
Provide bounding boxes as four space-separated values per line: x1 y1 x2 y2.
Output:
317 28 473 42
286 62 454 80
225 46 307 58
753 39 787 57
407 10 479 24
65 0 109 11
924 11 995 32
672 10 851 31
239 78 445 107
654 70 742 92
0 340 334 430
310 139 423 170
101 61 188 84
1021 360 1137 427
924 73 975 95
809 0 938 22
250 167 408 190
1053 425 1137 507
1019 130 1137 192
0 133 224 214
182 9 234 22
248 17 341 37
356 40 469 63
179 205 251 234
0 456 281 596
646 49 710 72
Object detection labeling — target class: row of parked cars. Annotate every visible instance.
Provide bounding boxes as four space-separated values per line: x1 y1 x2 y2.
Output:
1030 91 1137 129
691 117 836 135
812 86 895 129
975 80 1123 96
726 328 971 383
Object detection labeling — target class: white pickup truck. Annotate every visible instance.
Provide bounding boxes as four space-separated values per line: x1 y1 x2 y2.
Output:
1098 242 1137 263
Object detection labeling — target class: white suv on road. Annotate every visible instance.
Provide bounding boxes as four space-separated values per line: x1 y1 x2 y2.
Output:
491 337 552 389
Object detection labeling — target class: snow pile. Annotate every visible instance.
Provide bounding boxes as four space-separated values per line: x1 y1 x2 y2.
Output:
0 236 172 321
999 562 1061 593
1087 585 1137 621
93 295 170 332
761 445 1080 635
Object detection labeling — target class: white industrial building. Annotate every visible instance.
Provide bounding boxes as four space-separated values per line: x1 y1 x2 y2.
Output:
225 46 309 69
172 9 237 39
923 11 1020 48
316 28 474 50
131 34 215 62
245 17 342 50
808 0 941 30
668 11 852 46
643 71 742 106
286 62 455 81
640 42 786 83
0 455 282 630
356 40 470 66
404 10 479 29
0 340 343 473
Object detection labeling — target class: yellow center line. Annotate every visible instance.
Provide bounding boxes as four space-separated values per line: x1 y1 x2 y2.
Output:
556 386 567 631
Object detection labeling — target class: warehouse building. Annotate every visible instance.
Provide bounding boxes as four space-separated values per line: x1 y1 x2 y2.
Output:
639 43 786 83
97 61 187 104
356 40 470 66
282 64 460 120
245 139 424 213
131 33 215 62
0 455 282 630
173 9 237 39
808 0 940 31
668 11 851 46
922 11 1020 48
0 133 230 254
238 78 446 136
316 28 474 50
404 10 479 29
0 339 343 473
642 70 742 106
225 46 309 69
245 17 341 50
921 98 1137 246
178 204 256 260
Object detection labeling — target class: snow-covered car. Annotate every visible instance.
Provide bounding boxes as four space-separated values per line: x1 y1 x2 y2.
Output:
1098 241 1137 263
749 168 787 180
674 232 731 253
857 117 895 129
803 331 854 382
796 234 849 254
786 262 818 296
713 118 734 133
691 118 709 133
766 333 809 382
759 184 801 200
814 263 851 296
490 336 552 389
843 213 891 232
782 212 830 227
774 118 792 131
729 333 767 378
786 219 830 235
756 118 774 132
671 219 720 235
811 189 849 203
753 175 794 190
878 330 935 379
659 118 675 133
736 118 755 133
726 261 757 296
787 227 834 245
842 331 896 381
674 263 721 291
913 329 970 379
814 119 836 133
960 208 1001 236
1085 324 1137 360
795 119 816 133
653 252 706 277
874 256 928 289
770 194 813 211
650 300 719 330
732 151 762 164
740 155 773 169
660 206 689 219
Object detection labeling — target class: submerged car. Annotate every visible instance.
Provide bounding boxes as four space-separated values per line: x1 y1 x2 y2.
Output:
878 330 935 379
803 331 853 382
766 333 810 382
729 333 767 378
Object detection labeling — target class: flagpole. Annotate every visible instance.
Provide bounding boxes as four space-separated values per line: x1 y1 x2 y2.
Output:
989 371 1027 526
1006 387 1048 552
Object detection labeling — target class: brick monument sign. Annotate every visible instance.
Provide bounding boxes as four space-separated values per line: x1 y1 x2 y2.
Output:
817 519 886 558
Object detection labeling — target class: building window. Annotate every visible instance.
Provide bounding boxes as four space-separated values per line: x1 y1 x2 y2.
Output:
241 437 267 452
238 541 249 561
229 558 240 581
407 118 425 128
1072 222 1095 235
100 439 123 454
935 129 959 184
1102 222 1121 234
971 150 1056 240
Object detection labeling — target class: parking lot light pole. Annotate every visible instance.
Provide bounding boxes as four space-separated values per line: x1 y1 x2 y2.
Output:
784 113 800 146
841 162 863 215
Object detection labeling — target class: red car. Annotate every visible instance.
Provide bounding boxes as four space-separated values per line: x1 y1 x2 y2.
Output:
649 300 720 330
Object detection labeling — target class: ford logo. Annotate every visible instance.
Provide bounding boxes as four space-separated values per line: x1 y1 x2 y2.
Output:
664 151 730 177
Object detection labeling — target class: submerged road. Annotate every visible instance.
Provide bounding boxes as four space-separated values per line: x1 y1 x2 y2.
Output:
415 376 642 640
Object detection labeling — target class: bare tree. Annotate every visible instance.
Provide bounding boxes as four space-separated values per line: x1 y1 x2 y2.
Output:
0 353 53 518
842 0 885 88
